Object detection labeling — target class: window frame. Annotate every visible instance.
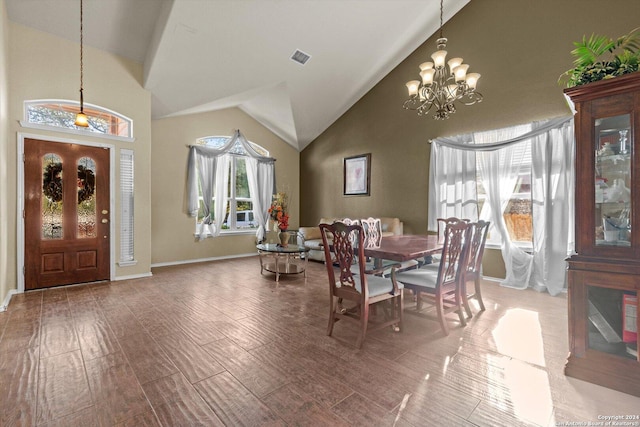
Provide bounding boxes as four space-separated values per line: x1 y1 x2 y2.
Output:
21 99 135 143
476 139 534 251
194 136 268 236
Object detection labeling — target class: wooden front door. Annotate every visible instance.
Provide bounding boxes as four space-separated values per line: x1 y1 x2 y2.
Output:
24 138 110 290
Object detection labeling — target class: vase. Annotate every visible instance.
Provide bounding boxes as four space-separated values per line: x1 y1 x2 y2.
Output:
279 230 289 247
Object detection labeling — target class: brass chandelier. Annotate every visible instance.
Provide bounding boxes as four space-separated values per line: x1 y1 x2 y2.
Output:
403 0 483 119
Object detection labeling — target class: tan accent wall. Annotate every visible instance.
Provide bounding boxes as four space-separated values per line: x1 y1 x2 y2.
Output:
0 0 11 307
300 0 640 279
6 22 153 299
150 109 299 265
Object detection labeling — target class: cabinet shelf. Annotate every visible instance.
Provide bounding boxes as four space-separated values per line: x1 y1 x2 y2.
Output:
597 154 631 163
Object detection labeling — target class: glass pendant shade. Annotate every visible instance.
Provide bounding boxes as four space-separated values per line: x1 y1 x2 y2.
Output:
431 49 447 68
75 111 89 127
419 62 434 71
405 80 420 96
453 64 469 82
466 73 480 89
447 57 463 75
420 68 435 85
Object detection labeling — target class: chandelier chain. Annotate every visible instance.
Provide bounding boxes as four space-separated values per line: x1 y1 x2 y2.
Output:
439 0 443 39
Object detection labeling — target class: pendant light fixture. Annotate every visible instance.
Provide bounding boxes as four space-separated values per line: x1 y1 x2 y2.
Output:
403 0 483 119
74 0 89 127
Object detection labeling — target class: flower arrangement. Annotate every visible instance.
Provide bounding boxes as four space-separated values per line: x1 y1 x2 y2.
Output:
268 192 289 231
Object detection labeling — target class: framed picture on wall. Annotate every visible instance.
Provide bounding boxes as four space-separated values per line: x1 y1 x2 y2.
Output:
343 153 371 196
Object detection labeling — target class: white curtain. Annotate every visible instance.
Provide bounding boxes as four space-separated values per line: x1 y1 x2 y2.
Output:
186 129 276 239
212 154 230 237
246 157 275 242
196 154 217 238
530 120 575 295
429 116 574 294
428 136 478 232
477 139 533 289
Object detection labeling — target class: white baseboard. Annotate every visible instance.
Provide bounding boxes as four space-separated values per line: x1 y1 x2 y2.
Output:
151 252 257 268
114 272 153 281
0 289 20 312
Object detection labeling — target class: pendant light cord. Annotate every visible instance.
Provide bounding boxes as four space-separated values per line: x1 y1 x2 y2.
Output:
79 0 84 105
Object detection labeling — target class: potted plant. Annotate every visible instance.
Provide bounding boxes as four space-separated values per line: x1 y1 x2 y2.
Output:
559 27 640 88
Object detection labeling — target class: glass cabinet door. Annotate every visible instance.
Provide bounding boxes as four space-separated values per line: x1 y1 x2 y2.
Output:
594 114 632 247
588 285 638 360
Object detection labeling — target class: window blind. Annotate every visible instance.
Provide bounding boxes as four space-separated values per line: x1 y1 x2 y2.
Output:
119 149 136 265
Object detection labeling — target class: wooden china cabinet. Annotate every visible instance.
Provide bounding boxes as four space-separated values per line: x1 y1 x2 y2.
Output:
565 72 640 397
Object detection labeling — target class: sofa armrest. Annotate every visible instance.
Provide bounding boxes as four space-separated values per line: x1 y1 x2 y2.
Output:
380 217 403 236
299 226 322 242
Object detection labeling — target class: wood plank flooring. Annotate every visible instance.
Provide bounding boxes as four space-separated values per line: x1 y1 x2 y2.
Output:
1 257 639 426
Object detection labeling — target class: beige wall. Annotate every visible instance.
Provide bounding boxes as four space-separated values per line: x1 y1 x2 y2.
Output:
300 0 640 278
3 22 153 304
150 109 299 265
0 0 11 307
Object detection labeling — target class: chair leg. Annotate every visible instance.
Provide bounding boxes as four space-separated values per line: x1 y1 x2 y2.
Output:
474 277 486 311
357 303 369 348
436 294 449 336
396 293 403 332
461 279 473 319
327 297 336 336
456 291 467 327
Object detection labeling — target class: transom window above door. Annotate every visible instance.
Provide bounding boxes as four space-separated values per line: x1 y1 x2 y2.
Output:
22 100 134 142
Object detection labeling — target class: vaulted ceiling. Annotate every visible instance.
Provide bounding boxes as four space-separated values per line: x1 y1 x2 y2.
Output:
6 0 469 150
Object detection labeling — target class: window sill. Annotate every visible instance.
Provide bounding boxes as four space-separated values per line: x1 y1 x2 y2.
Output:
485 241 533 253
193 229 258 238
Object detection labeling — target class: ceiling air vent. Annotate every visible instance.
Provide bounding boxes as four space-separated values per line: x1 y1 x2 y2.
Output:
290 49 311 65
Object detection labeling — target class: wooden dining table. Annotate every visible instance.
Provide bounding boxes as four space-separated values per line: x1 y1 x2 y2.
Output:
364 234 442 268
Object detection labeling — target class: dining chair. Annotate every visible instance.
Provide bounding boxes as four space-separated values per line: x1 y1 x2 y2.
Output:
427 218 490 318
436 217 470 244
360 217 418 274
421 217 469 266
320 221 403 348
460 220 490 318
395 221 472 336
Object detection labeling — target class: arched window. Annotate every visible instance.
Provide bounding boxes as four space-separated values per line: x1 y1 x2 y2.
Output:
22 100 134 141
194 135 270 233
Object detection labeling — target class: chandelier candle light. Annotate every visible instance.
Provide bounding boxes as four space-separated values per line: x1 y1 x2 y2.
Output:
403 0 483 119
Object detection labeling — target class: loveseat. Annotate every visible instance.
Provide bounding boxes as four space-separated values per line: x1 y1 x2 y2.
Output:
297 217 404 262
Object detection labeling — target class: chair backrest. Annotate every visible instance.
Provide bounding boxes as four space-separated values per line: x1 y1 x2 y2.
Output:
436 217 470 244
320 222 367 298
436 221 472 290
339 217 360 226
360 217 382 248
465 220 490 276
336 218 360 246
